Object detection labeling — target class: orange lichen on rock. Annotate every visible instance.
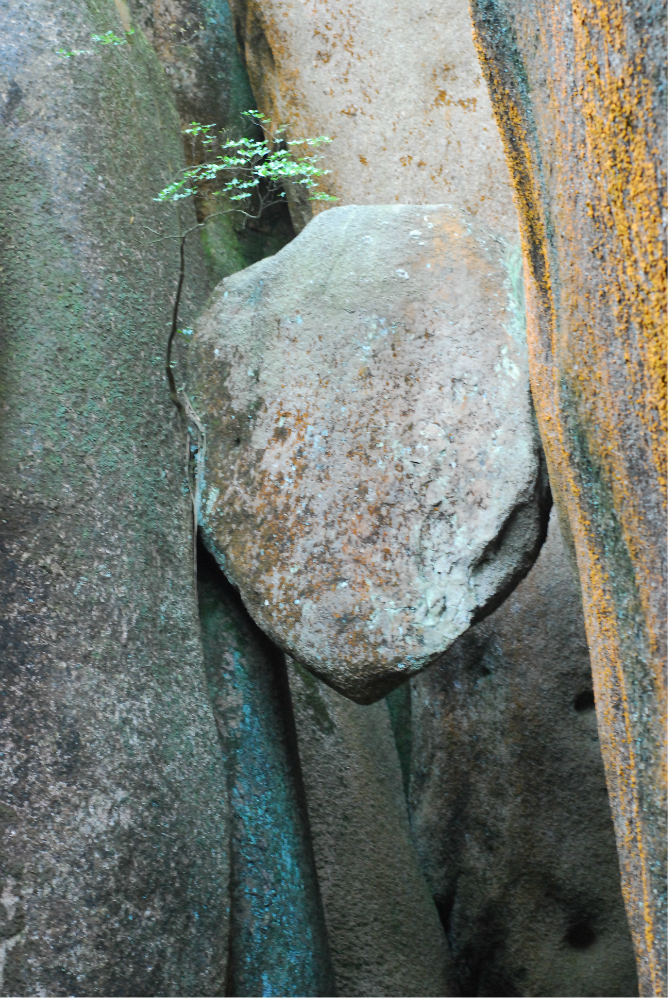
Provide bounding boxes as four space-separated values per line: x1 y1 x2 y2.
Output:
470 0 666 992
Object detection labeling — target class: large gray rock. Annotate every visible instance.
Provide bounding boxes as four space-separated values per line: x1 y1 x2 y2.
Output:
194 202 550 702
0 1 229 993
287 657 455 997
409 511 638 997
227 0 519 241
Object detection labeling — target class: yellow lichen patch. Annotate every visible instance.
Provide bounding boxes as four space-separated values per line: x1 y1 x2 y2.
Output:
470 0 665 990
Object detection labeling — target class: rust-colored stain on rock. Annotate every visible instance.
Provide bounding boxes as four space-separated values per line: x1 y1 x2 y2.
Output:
193 204 549 702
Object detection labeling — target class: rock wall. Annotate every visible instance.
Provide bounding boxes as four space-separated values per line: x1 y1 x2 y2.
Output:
0 0 657 991
0 1 230 993
287 658 454 997
126 0 253 131
410 511 638 996
227 0 519 240
198 547 335 997
126 0 295 284
469 1 666 991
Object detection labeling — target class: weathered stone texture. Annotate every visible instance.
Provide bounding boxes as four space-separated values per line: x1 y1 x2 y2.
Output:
126 0 253 131
198 547 335 997
410 511 638 996
194 203 550 702
125 0 295 284
0 2 230 993
287 657 455 997
469 1 666 991
227 0 518 240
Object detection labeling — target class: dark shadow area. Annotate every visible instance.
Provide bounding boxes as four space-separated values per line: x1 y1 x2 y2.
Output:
565 920 597 950
574 688 596 712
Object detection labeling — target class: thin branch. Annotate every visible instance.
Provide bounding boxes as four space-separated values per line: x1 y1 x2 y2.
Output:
166 235 187 420
156 113 335 589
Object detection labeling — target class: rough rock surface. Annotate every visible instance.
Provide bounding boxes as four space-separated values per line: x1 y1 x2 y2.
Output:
409 512 638 996
0 1 229 994
470 1 666 991
126 0 295 284
287 657 455 997
126 0 253 130
198 548 335 997
227 0 518 240
194 203 550 702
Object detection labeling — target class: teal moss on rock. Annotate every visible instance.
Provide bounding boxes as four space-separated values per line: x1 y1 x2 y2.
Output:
198 543 336 998
199 197 296 288
385 683 412 800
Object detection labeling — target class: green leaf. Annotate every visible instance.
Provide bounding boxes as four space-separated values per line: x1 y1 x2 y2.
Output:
91 28 134 46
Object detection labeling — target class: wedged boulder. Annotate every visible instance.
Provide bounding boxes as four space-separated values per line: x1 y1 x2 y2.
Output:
470 1 666 990
198 548 335 997
194 203 550 702
409 511 638 996
286 657 455 997
227 0 518 241
0 0 229 993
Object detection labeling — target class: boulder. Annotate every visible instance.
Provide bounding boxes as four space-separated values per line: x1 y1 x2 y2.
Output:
227 0 518 241
198 548 335 997
286 657 455 997
0 1 229 993
470 1 666 990
194 202 550 702
409 511 638 996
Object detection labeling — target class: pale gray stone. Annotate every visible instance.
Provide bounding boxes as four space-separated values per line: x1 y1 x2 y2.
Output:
228 0 519 242
194 202 550 701
286 656 455 997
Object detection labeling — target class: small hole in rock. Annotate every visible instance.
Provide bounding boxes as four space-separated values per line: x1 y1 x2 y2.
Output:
574 689 595 712
565 921 596 949
234 437 241 446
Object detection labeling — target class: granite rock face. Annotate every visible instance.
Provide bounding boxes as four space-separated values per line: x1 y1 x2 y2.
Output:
470 2 666 991
126 0 253 130
227 0 518 240
410 512 638 996
0 1 230 993
125 0 295 284
194 203 550 702
287 657 455 997
198 548 335 997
